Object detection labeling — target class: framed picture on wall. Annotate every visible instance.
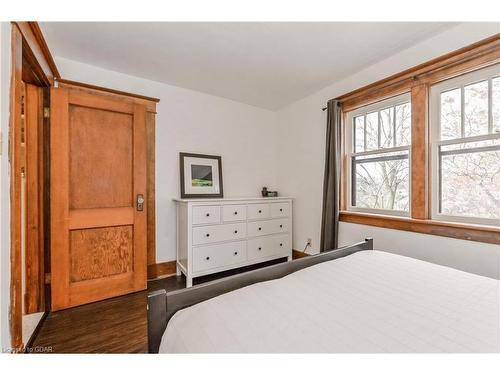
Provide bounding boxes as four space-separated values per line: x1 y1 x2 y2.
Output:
179 152 224 198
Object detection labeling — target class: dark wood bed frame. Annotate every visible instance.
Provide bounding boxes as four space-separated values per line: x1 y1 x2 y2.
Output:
147 238 373 353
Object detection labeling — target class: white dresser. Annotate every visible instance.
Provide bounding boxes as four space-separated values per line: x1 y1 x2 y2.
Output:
174 197 293 287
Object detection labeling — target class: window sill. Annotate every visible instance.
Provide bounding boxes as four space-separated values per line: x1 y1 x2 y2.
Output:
339 211 499 245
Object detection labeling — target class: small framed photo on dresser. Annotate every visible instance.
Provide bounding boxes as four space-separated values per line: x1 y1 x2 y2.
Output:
179 152 224 198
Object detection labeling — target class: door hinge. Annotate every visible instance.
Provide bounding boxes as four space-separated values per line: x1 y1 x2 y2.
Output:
44 273 51 285
43 107 50 118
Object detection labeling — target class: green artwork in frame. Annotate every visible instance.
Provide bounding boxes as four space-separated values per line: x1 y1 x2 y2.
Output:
180 152 223 198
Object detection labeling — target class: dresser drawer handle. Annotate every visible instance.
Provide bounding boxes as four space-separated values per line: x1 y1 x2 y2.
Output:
234 211 238 215
258 247 262 251
258 227 262 231
280 208 283 212
205 233 210 237
206 256 210 260
206 213 210 217
234 251 238 255
258 210 262 213
279 224 283 228
280 243 283 247
234 230 238 234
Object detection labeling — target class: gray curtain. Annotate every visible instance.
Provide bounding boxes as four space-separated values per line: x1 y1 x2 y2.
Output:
320 99 341 252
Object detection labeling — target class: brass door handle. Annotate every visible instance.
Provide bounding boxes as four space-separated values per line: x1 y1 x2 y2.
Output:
137 194 145 211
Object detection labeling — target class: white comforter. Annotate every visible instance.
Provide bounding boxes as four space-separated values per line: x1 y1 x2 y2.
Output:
160 250 500 353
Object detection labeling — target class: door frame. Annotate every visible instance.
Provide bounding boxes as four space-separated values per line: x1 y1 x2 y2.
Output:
8 22 57 352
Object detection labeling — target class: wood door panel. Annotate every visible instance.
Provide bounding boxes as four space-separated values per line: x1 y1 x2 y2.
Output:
70 226 134 283
69 105 133 209
51 86 147 311
69 207 134 229
69 88 135 114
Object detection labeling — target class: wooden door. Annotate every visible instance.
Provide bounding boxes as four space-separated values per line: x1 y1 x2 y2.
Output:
51 86 147 310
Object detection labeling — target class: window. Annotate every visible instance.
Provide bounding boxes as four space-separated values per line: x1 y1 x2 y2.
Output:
431 64 500 226
346 93 411 215
339 39 499 243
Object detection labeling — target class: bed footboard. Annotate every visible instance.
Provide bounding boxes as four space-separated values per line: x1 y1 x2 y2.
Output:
147 237 373 353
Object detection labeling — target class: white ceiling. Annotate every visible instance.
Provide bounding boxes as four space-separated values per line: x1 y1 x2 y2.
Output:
41 22 456 110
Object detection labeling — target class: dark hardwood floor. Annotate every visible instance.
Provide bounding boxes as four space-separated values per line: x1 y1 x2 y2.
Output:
30 257 286 353
31 291 151 353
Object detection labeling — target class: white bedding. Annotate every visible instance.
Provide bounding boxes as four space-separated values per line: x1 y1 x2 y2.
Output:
160 250 500 353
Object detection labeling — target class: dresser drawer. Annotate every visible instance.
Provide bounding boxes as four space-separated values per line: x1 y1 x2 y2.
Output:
193 241 247 273
272 218 289 234
247 203 270 220
271 202 290 218
222 204 247 222
247 237 275 260
192 206 221 225
247 218 289 237
247 220 272 237
274 235 290 253
193 222 246 245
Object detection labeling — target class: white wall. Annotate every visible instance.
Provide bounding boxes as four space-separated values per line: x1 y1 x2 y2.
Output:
55 57 279 263
275 23 500 278
339 222 500 279
0 22 12 351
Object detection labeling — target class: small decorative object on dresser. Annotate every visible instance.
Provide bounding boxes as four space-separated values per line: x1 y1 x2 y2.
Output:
174 197 293 287
180 152 223 198
261 186 278 197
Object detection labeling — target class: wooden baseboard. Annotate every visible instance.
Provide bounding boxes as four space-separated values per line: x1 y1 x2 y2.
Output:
292 249 310 259
147 261 176 280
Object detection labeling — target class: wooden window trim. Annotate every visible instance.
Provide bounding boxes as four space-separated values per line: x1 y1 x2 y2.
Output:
339 33 500 112
339 211 500 245
410 83 429 220
339 34 500 244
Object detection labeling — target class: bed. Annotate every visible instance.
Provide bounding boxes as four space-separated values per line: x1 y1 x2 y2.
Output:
147 239 500 353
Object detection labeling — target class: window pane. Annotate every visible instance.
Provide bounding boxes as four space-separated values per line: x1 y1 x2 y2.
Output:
354 116 365 152
440 88 461 140
380 107 394 148
395 102 411 146
493 77 500 133
365 112 378 150
440 146 500 220
352 151 409 211
464 80 489 137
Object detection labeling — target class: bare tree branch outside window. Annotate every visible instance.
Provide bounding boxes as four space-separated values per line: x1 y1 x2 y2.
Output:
351 99 411 212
